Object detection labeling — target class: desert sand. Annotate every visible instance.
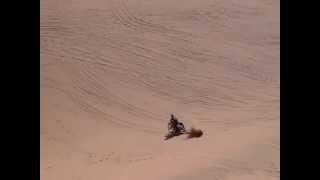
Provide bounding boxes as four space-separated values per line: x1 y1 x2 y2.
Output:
40 0 279 179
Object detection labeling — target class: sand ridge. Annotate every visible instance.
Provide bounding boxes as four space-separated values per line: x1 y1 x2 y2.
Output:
41 0 279 179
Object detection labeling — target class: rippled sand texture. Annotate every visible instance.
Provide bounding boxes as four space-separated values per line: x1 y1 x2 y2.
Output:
41 0 279 179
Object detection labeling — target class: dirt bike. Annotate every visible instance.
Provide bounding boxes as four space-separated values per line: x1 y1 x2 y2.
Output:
165 122 187 140
165 121 203 140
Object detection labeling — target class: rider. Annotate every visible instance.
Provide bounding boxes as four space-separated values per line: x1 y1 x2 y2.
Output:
168 114 185 134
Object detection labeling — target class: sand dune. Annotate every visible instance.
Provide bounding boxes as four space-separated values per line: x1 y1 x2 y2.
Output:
40 0 279 179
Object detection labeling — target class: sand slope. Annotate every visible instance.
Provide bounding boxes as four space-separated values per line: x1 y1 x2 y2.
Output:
40 0 279 179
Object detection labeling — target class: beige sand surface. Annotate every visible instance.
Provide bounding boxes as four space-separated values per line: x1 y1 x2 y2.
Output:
41 0 279 179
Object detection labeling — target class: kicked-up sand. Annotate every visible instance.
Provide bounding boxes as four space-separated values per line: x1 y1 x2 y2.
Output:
40 0 279 179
